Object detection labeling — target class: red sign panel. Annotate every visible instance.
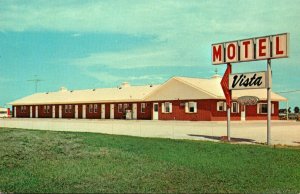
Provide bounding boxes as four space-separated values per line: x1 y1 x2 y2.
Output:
221 64 232 108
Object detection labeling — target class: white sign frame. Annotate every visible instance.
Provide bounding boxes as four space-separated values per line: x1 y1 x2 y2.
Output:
212 33 289 65
229 71 268 90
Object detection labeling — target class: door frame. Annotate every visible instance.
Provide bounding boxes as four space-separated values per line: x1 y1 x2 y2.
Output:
110 104 114 119
35 106 38 118
132 103 137 119
75 105 78 119
241 105 246 121
101 104 105 119
30 106 33 118
152 102 159 120
52 105 55 118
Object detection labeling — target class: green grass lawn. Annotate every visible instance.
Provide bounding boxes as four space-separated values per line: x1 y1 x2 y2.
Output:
0 128 300 193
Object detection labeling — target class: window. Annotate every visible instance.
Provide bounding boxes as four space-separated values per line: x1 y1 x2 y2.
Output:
162 102 172 113
154 104 158 112
47 105 50 113
185 102 197 113
124 104 128 111
257 103 274 114
217 101 226 111
21 106 27 113
94 104 98 113
89 104 93 113
65 105 72 113
231 102 239 113
44 105 47 113
118 104 123 113
141 103 146 113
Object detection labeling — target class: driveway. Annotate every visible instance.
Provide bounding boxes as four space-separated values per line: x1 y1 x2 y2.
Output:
1 118 299 146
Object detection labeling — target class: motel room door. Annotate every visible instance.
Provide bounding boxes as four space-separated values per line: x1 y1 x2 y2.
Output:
82 105 86 119
153 103 159 120
30 106 33 118
132 103 137 119
75 105 78 119
241 105 246 121
110 104 114 119
52 106 55 118
101 104 105 119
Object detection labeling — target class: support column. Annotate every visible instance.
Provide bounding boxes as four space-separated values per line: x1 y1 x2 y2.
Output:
227 106 231 141
267 59 272 145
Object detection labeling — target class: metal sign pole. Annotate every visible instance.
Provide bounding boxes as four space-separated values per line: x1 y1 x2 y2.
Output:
227 63 232 141
267 59 272 145
227 104 231 141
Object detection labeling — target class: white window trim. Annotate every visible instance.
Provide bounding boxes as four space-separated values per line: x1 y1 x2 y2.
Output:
185 101 197 113
118 104 123 113
65 105 69 113
124 104 128 111
231 102 239 113
217 101 226 111
94 104 98 113
89 104 93 113
162 102 172 113
141 103 146 113
257 103 274 114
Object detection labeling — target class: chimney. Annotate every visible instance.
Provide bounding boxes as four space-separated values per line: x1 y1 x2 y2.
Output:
59 86 68 92
120 82 130 88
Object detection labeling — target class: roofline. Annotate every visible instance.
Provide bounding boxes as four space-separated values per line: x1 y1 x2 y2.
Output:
173 77 219 98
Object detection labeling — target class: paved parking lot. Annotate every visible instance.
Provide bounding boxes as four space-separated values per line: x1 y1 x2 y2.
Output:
1 118 299 146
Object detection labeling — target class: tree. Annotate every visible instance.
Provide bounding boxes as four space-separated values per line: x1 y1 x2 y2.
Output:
294 106 299 114
288 107 291 113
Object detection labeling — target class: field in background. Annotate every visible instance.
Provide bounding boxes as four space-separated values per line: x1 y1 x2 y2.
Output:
0 128 300 193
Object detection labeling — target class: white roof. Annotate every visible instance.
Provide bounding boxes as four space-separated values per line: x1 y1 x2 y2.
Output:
9 85 160 105
9 76 287 105
171 76 287 101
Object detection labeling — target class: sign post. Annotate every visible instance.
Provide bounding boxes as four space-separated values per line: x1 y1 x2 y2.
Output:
221 63 232 141
267 59 272 145
212 33 289 145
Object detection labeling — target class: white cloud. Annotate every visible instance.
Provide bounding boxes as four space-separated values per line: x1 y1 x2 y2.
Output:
73 45 199 69
1 0 300 85
82 68 166 86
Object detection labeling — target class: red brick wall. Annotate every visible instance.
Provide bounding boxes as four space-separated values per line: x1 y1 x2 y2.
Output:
62 105 75 119
157 100 213 121
105 103 110 119
85 104 101 119
210 99 240 121
15 105 30 118
137 102 152 120
13 100 279 121
38 105 52 118
245 101 279 120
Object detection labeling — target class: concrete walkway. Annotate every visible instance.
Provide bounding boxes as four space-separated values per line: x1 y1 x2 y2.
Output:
1 118 299 146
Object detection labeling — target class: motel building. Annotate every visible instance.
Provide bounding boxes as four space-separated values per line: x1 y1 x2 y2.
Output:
9 75 286 121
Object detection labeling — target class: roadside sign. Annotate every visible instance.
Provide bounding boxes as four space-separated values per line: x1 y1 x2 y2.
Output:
237 96 259 106
211 32 289 145
229 71 267 90
221 64 232 107
212 33 289 65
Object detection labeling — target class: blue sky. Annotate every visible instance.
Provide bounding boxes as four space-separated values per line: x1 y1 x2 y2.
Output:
0 0 299 109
